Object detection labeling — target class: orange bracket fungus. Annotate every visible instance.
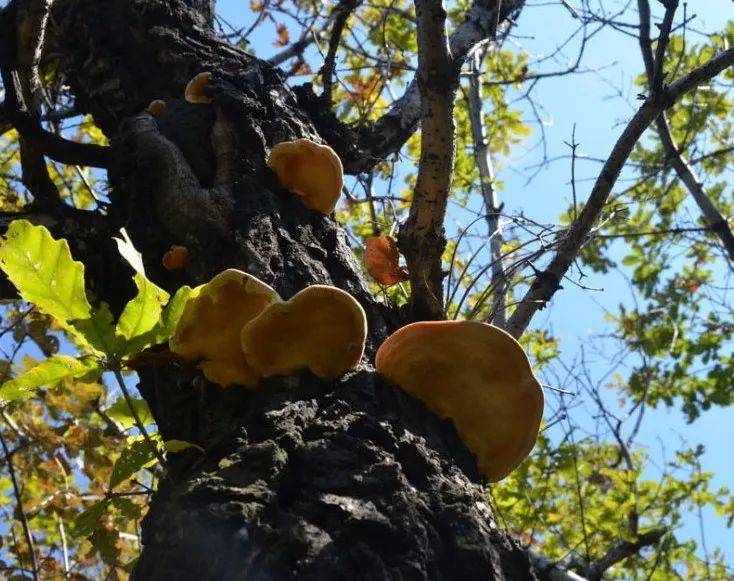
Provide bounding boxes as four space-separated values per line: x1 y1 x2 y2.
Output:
364 235 409 286
375 321 544 482
147 99 167 116
266 139 344 214
170 269 280 387
184 72 213 104
241 285 367 380
162 245 190 271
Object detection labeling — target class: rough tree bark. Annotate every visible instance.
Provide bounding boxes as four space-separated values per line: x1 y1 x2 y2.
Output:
3 0 555 578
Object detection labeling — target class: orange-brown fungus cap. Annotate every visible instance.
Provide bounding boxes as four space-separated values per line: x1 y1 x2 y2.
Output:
147 99 167 116
375 321 544 482
241 285 366 380
266 139 344 214
184 72 213 104
170 269 280 387
162 245 190 271
364 235 409 286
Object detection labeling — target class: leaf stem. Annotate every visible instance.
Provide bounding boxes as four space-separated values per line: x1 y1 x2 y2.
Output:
111 367 168 471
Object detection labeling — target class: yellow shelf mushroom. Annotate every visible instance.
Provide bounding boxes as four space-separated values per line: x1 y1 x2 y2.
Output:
266 139 344 214
184 72 213 105
241 285 367 380
170 269 280 387
375 321 544 482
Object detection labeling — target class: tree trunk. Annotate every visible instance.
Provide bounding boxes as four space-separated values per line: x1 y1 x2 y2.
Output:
43 1 542 578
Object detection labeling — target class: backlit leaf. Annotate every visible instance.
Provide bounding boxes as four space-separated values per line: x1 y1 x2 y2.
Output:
0 220 92 322
0 355 101 403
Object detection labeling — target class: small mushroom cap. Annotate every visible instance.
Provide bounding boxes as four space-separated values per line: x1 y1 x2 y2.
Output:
375 321 544 482
170 269 280 387
266 139 344 214
147 99 167 116
241 285 367 380
162 245 190 271
184 72 213 105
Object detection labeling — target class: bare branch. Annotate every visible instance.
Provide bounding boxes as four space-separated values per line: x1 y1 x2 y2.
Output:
398 0 456 320
571 529 667 581
0 429 38 580
637 0 734 262
320 0 360 103
505 46 734 338
467 51 507 327
350 0 524 173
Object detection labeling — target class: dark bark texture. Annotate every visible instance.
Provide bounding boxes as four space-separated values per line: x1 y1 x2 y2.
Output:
26 0 545 578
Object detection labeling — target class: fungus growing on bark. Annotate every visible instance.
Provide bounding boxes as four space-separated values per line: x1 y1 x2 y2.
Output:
162 245 189 271
266 139 344 214
170 269 280 387
364 235 409 286
184 72 213 104
241 285 367 380
375 321 544 482
147 99 166 116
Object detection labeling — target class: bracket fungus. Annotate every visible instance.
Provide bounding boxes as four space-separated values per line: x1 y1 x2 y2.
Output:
266 139 344 214
184 72 213 105
241 285 367 380
170 269 280 387
162 245 190 271
147 99 167 116
375 321 544 482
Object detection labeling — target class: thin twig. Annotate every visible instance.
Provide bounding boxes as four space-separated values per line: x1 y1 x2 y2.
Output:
0 429 38 580
111 369 167 471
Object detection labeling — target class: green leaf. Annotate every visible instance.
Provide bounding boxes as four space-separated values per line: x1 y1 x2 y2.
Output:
113 228 146 276
116 273 169 341
165 439 204 454
160 285 196 337
111 496 143 520
106 396 154 431
72 302 125 356
109 439 159 489
119 284 196 356
72 499 110 538
0 355 101 403
0 220 92 322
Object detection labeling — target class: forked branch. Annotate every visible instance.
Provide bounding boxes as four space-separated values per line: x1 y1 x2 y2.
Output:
399 0 456 320
505 46 734 338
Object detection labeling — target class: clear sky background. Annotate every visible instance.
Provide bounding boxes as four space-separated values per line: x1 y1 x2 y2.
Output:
212 0 734 561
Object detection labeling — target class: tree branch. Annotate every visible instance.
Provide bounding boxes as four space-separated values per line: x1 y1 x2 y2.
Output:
398 0 456 320
505 46 734 338
637 0 734 262
350 0 524 174
467 50 507 328
320 0 360 104
0 429 38 580
571 528 667 581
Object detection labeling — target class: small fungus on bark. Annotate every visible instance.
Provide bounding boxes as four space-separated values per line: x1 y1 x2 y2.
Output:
241 285 367 380
147 99 167 115
375 320 544 482
170 269 280 387
184 72 213 104
266 139 344 214
162 245 190 271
